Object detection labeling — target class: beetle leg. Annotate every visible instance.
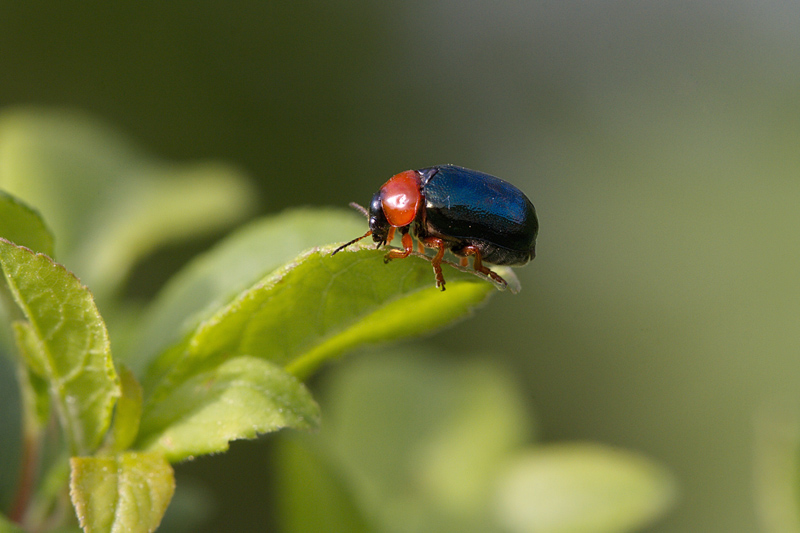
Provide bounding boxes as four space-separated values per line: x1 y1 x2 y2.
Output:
417 240 425 254
459 257 469 267
422 237 447 290
384 230 413 263
382 227 396 248
461 245 507 287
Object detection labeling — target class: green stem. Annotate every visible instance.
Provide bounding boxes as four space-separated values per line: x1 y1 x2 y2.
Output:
9 361 44 526
9 432 39 524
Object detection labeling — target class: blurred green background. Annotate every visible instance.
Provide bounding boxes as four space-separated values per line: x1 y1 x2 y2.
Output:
2 2 799 532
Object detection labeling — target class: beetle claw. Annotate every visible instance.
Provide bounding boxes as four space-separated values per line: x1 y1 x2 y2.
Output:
487 270 508 287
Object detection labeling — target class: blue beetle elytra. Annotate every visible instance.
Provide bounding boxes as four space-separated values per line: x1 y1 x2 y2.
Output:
332 164 538 290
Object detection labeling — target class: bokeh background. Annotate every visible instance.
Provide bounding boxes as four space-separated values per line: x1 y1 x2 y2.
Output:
2 2 799 532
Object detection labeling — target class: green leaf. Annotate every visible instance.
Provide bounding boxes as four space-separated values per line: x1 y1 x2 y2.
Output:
144 243 501 397
156 479 215 533
127 208 367 373
137 355 319 463
13 324 51 429
275 349 532 533
0 108 255 300
72 163 256 301
0 514 26 533
69 451 175 533
0 190 54 257
0 190 54 354
493 443 676 533
0 238 120 454
134 209 508 463
274 436 371 533
0 108 142 258
754 413 800 533
108 366 143 453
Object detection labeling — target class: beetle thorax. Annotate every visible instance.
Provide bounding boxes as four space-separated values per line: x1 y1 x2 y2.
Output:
378 170 422 227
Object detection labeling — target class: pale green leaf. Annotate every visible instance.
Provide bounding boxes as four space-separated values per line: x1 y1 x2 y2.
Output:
108 366 143 453
135 209 512 464
274 436 371 533
144 243 503 397
275 350 532 533
0 514 26 533
0 191 53 356
0 108 138 257
70 452 174 533
0 190 54 257
137 355 319 463
0 238 120 454
493 443 676 533
754 412 800 533
72 162 256 301
127 208 367 373
0 107 255 300
13 323 51 428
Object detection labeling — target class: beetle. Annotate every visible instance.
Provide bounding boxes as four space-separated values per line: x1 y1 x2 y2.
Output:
332 164 538 290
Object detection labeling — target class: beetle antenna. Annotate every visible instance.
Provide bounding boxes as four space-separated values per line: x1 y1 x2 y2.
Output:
349 202 369 218
332 230 372 255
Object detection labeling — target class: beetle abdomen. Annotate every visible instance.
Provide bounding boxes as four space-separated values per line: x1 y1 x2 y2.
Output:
450 238 533 265
420 165 537 264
